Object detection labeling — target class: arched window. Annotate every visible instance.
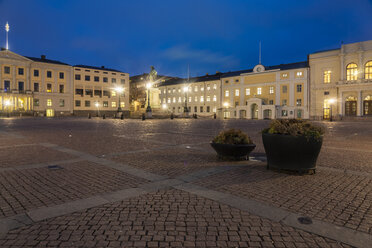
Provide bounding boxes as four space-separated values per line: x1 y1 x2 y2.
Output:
346 63 358 81
365 61 372 80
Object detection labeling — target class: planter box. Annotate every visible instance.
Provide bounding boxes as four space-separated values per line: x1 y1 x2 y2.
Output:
210 142 256 160
262 133 323 173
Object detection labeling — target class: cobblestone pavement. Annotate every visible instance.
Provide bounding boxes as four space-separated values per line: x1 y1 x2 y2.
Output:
0 117 371 247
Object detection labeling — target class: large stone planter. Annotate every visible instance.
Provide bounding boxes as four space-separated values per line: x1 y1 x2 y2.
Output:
262 133 323 173
210 142 256 160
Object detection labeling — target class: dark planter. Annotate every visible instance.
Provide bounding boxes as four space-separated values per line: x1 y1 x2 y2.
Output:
262 133 323 173
210 142 256 160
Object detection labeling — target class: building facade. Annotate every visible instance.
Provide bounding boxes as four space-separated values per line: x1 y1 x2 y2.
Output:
73 65 130 116
158 73 222 116
0 50 73 117
222 62 309 119
309 40 372 119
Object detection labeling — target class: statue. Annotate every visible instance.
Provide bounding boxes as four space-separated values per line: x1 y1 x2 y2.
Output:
148 66 157 82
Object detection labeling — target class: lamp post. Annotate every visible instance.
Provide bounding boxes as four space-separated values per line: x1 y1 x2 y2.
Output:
328 98 336 122
146 82 152 116
183 86 189 116
114 86 124 113
223 102 229 119
95 102 100 117
4 100 11 117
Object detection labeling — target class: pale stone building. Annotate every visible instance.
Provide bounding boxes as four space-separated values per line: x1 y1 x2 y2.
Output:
222 62 309 119
73 65 130 116
0 49 73 117
158 73 222 116
309 40 372 119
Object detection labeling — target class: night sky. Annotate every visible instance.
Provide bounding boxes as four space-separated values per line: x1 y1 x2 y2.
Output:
1 0 372 78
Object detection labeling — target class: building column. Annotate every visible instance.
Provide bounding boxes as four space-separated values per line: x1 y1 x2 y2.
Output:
289 82 294 106
358 43 364 80
275 84 280 105
357 90 362 116
338 92 344 116
340 45 345 81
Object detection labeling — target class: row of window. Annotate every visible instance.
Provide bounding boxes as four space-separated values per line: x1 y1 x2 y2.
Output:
171 106 217 113
75 100 124 108
75 74 125 84
2 80 66 93
34 99 65 107
75 89 120 97
162 84 218 94
224 85 302 97
345 61 372 81
1 66 66 79
74 68 125 77
163 95 218 104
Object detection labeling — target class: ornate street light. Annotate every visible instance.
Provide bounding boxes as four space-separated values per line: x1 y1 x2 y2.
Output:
328 98 336 122
146 82 152 113
183 86 189 113
114 86 124 113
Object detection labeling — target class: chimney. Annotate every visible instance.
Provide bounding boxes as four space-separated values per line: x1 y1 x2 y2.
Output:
101 66 105 69
41 55 46 60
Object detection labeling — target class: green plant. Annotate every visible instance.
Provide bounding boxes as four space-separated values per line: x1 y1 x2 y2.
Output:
213 129 253 145
262 119 325 140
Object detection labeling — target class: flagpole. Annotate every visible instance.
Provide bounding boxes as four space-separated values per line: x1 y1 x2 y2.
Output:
5 22 9 50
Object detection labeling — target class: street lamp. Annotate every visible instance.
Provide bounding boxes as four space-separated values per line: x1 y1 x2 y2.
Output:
328 98 336 122
146 82 152 113
114 86 124 113
162 103 168 112
4 100 11 117
223 102 229 119
183 86 189 114
95 102 100 117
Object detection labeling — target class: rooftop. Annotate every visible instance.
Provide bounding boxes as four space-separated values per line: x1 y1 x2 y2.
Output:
26 56 70 66
74 64 125 73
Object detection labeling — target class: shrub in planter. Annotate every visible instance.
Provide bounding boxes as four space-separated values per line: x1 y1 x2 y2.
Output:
211 129 256 160
262 119 325 173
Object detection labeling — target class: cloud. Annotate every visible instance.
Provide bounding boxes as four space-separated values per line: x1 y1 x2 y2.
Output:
162 44 239 67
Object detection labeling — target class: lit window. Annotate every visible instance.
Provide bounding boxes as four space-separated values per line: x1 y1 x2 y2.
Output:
112 102 116 107
163 89 166 94
194 96 198 102
172 88 175 93
207 96 210 102
296 99 302 106
173 97 176 103
47 84 52 93
365 61 372 79
194 86 198 92
257 87 262 95
167 98 170 103
213 84 217 89
324 70 331 83
178 97 181 103
168 89 171 93
225 90 229 97
346 63 358 81
213 107 217 113
59 99 65 107
112 91 116 97
207 84 210 90
201 86 204 91
162 98 165 103
178 88 181 93
235 89 239 96
246 88 250 95
200 96 204 102
188 96 192 102
213 95 217 102
47 99 52 106
282 73 288 78
120 102 125 108
269 86 274 94
296 84 302 92
296 71 303 77
282 110 288 116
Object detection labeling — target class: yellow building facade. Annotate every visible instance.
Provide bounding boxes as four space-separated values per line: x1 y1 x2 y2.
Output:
73 65 130 116
309 40 372 119
0 50 73 117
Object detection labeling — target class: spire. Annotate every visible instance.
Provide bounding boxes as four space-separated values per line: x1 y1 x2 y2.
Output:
5 22 9 50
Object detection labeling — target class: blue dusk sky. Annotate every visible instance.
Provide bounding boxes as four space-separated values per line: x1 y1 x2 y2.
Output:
0 0 372 78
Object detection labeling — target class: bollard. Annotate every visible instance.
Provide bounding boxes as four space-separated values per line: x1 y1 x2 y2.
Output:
142 113 146 121
103 114 106 119
170 113 174 119
121 113 124 120
88 113 91 119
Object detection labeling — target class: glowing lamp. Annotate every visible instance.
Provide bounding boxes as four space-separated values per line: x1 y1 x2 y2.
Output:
223 102 229 108
328 98 336 104
146 82 152 89
162 104 167 109
115 86 124 94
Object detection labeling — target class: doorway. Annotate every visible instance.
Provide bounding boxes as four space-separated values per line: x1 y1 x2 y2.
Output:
251 104 258 119
46 109 54 117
